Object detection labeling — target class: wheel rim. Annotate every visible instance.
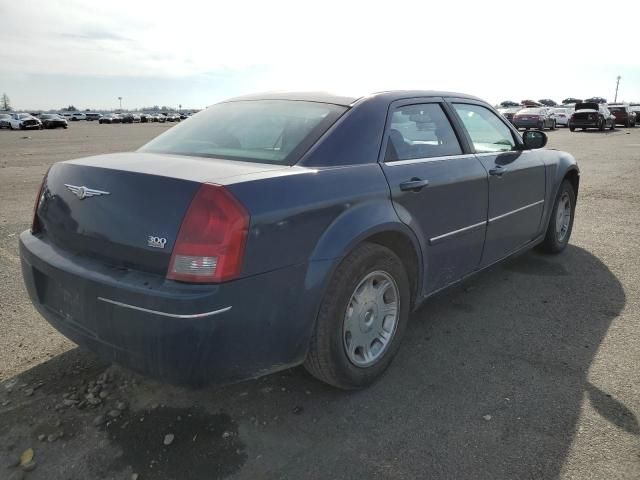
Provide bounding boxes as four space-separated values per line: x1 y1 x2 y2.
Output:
343 270 399 368
556 192 572 242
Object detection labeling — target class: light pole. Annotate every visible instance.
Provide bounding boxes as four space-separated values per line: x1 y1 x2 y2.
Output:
614 76 621 103
118 96 123 111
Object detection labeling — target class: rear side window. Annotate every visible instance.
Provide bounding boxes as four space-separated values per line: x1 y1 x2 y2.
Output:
452 104 516 153
384 103 462 161
140 100 346 165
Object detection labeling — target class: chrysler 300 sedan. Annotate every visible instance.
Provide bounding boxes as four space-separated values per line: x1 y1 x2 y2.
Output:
20 91 579 389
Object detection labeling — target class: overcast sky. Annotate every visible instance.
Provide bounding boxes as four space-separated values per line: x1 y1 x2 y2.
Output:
0 0 638 110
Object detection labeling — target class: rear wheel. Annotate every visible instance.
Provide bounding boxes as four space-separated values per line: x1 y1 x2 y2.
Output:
599 118 605 131
539 179 576 254
569 125 575 132
304 243 410 389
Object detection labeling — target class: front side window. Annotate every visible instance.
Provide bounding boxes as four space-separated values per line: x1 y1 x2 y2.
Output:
140 100 346 165
384 103 462 161
452 104 516 153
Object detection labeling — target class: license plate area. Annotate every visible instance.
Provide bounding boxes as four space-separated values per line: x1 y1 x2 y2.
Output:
34 268 85 324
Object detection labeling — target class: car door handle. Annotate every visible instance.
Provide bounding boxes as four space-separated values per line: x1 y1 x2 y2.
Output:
399 178 429 192
489 166 507 177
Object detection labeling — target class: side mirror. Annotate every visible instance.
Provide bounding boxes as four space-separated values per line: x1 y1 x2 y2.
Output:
522 130 547 149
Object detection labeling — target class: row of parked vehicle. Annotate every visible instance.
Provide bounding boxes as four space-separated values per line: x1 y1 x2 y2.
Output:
98 112 188 124
497 99 639 132
0 110 192 130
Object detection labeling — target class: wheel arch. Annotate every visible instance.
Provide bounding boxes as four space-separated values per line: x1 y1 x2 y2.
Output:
299 199 424 352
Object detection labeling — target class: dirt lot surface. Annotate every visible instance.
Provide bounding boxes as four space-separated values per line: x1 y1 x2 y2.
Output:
1 122 639 479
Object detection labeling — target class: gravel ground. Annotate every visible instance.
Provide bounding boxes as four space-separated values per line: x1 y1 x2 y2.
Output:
0 122 639 479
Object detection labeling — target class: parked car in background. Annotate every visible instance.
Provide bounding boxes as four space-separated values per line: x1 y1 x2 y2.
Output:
569 102 615 131
70 113 86 121
8 113 42 130
584 97 607 105
20 90 580 388
513 107 556 130
140 113 151 123
39 114 68 129
630 104 640 121
608 105 636 127
0 113 12 128
497 106 520 124
98 114 122 124
156 114 166 123
85 113 102 121
550 107 573 127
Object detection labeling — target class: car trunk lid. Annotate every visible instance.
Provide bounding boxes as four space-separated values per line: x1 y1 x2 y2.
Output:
36 152 287 275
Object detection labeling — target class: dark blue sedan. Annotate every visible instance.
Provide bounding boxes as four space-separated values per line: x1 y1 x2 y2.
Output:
20 91 579 389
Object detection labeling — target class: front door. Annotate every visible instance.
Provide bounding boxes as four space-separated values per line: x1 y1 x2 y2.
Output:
450 102 546 266
380 99 489 294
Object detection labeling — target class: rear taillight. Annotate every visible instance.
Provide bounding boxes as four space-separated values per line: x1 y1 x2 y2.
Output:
167 183 249 283
31 172 48 234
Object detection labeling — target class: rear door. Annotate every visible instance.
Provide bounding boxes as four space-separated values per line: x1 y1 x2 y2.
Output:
380 98 488 294
449 100 546 267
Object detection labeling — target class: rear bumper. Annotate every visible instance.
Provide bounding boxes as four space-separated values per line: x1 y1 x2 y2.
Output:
513 120 542 128
20 231 316 385
569 119 599 128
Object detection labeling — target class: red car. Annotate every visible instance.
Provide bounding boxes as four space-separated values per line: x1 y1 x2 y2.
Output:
608 105 636 127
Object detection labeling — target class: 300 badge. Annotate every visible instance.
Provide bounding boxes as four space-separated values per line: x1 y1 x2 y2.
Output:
147 236 167 249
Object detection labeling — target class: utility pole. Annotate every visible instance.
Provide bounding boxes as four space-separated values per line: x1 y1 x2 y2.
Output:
614 76 621 103
118 96 123 111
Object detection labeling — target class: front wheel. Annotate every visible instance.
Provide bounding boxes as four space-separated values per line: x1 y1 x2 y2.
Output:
569 126 575 132
539 179 576 254
304 243 410 389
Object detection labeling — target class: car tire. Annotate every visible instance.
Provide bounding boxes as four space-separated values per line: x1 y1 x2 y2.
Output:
304 242 411 389
599 118 605 131
569 126 575 132
551 120 556 130
610 121 615 131
539 179 576 254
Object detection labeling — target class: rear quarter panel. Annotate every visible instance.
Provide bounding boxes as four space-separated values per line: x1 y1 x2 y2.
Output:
226 163 403 277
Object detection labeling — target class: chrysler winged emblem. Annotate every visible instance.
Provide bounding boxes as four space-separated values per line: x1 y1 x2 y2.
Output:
64 184 110 200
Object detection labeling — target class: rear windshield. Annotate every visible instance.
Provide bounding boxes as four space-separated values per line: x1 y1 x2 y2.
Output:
608 107 625 112
575 103 598 111
518 108 542 114
140 100 347 164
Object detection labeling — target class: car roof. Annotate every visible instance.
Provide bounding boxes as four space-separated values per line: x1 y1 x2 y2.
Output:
222 90 484 107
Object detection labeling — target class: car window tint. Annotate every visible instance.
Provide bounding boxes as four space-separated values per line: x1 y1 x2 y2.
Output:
384 103 462 161
139 100 346 165
452 104 516 153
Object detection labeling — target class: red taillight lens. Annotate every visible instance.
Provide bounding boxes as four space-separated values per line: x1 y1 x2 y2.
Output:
167 183 249 283
31 172 48 234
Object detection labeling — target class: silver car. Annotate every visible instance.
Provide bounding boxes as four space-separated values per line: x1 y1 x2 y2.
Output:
551 107 574 127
